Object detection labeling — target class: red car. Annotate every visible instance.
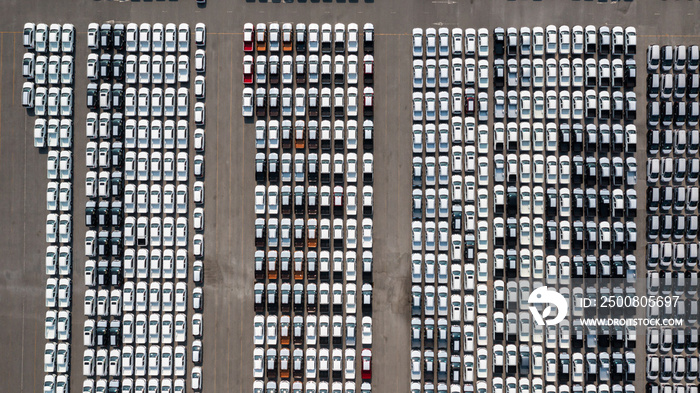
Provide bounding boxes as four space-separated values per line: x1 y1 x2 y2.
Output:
243 23 254 52
361 349 372 380
465 88 476 115
243 55 254 84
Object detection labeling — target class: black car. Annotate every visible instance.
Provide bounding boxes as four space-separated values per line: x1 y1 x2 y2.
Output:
572 123 584 153
545 220 557 249
307 254 318 281
86 83 98 110
111 114 124 139
110 201 123 227
109 320 121 347
559 124 571 153
558 353 570 383
506 186 518 216
572 221 584 250
493 58 505 88
255 219 265 248
109 259 122 285
111 143 124 168
493 27 505 56
624 59 636 88
113 24 125 51
268 153 279 183
572 188 584 217
99 54 111 80
112 84 124 110
363 24 374 54
451 205 462 232
546 188 557 216
99 24 112 48
85 201 97 227
112 54 124 81
599 189 611 217
255 153 266 182
506 217 517 247
363 120 373 150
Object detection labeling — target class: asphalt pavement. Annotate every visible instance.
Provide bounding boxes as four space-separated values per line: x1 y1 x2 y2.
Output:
1 1 700 393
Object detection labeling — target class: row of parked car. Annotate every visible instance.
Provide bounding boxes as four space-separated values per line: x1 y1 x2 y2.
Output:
648 186 700 215
648 100 700 128
647 157 700 184
254 281 373 315
254 216 374 251
22 53 74 84
85 53 208 89
254 151 374 185
255 184 374 217
412 89 637 124
87 22 205 53
412 252 639 289
254 346 372 382
413 380 637 393
244 23 374 55
23 22 75 53
85 85 204 124
647 72 700 101
414 120 638 155
410 329 639 379
254 245 373 278
244 86 374 119
415 151 637 189
244 54 374 87
647 327 700 354
423 216 636 252
254 119 374 152
82 343 194 379
647 45 700 73
648 129 700 156
413 57 637 91
411 26 636 59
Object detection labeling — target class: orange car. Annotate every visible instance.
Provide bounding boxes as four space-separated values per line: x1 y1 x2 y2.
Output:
255 23 266 52
282 23 293 52
279 348 290 379
294 120 305 149
280 316 291 345
293 251 304 281
307 219 318 248
267 250 277 280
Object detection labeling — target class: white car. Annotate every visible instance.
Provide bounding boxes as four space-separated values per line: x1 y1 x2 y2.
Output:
194 102 205 125
195 49 205 72
178 23 190 52
195 23 206 46
194 75 205 98
242 87 253 116
361 218 373 249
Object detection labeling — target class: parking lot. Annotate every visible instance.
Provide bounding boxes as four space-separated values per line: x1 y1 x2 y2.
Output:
1 1 700 393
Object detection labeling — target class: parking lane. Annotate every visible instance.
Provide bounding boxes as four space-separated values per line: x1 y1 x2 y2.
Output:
0 29 49 393
372 32 412 393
